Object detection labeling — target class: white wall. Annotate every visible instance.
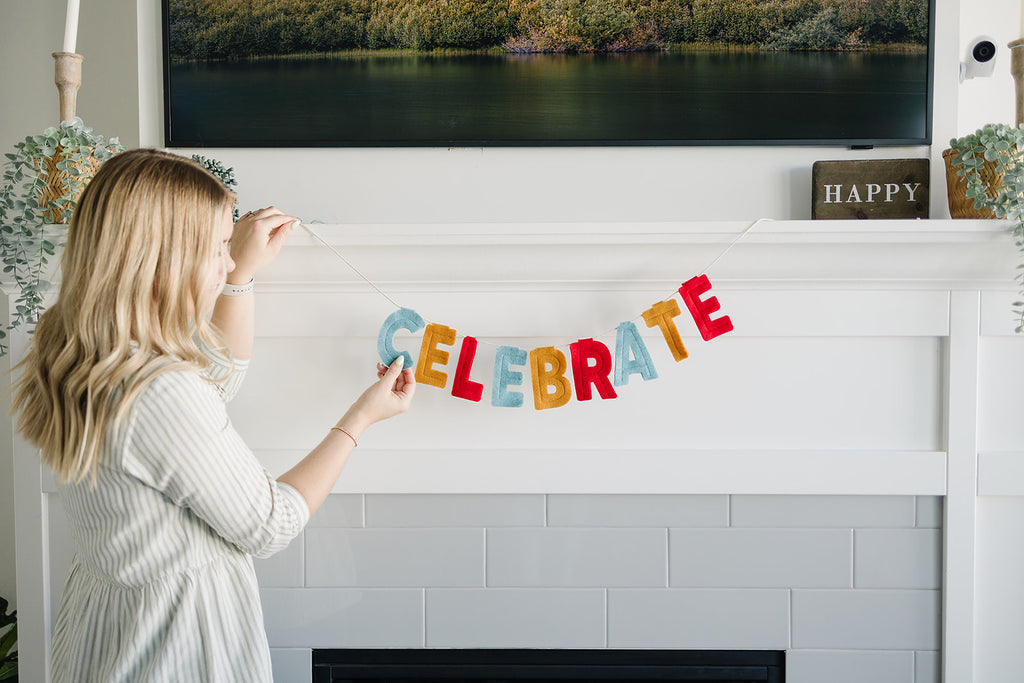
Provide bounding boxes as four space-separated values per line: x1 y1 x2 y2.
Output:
957 0 1020 133
9 0 1024 220
8 0 1018 226
0 0 140 148
137 0 965 223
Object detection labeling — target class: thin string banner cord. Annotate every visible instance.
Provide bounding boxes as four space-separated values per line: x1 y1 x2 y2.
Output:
586 216 772 343
298 222 406 310
297 217 769 345
703 217 772 276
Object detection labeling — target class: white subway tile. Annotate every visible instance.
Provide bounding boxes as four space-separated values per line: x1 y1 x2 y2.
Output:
487 528 667 587
270 648 311 683
306 528 484 587
607 589 789 649
670 528 852 588
426 589 605 647
855 529 941 588
261 588 423 647
792 589 940 650
307 494 364 528
915 497 942 528
915 651 940 683
254 533 304 587
547 494 728 527
731 495 915 528
365 494 545 527
787 650 914 683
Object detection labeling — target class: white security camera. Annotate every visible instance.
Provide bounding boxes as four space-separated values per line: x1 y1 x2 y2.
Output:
960 36 998 81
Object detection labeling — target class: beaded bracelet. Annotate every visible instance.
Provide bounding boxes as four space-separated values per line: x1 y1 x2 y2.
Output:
330 426 358 447
220 277 255 297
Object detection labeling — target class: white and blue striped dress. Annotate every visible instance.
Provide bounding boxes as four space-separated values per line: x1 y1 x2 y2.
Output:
51 345 309 682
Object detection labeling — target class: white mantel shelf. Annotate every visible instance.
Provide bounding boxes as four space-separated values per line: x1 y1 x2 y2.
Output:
288 219 1009 243
269 219 1020 294
283 218 1013 248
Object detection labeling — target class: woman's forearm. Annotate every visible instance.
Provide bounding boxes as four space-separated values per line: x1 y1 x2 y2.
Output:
212 209 295 360
276 360 414 516
210 285 255 360
278 420 364 516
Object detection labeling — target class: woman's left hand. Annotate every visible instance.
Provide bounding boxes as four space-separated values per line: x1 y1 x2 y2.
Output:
229 206 297 284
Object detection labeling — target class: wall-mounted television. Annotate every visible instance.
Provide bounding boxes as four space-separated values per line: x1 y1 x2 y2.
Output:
162 0 933 148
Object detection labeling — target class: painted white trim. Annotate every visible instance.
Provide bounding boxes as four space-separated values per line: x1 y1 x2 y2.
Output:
943 291 982 683
977 452 1024 496
137 0 163 147
253 449 947 495
10 326 52 683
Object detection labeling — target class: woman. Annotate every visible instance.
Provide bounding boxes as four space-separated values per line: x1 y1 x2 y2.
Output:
13 148 416 681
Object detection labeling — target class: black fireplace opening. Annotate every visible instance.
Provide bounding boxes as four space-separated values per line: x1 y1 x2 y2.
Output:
312 649 785 682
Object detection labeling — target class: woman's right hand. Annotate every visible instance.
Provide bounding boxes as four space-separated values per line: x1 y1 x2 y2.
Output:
229 207 297 284
335 356 416 441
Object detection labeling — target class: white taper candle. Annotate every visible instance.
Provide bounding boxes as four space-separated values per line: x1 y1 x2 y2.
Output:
62 0 80 54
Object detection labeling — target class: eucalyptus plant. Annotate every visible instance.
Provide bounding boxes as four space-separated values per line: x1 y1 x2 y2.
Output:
0 117 124 355
0 596 15 681
191 154 239 221
948 122 1024 332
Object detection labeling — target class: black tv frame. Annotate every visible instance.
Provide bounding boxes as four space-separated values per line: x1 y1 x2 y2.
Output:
161 0 935 149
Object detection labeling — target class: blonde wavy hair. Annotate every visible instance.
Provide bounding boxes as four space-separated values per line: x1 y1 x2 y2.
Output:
13 148 234 483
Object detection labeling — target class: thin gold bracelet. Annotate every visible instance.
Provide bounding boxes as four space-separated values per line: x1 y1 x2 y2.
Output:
330 426 358 447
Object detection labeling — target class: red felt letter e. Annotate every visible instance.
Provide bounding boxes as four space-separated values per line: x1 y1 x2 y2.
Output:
678 275 734 341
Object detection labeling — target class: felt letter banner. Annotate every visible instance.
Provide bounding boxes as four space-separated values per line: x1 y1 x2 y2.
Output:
492 345 528 408
641 300 689 362
451 336 484 402
614 321 658 386
373 268 734 410
678 274 734 341
378 307 426 367
569 338 617 401
416 323 457 389
530 346 572 410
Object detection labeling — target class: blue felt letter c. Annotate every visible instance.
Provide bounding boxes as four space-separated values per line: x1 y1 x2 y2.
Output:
378 308 426 367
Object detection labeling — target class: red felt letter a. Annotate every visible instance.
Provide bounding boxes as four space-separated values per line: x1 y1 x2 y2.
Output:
569 338 617 401
678 275 734 341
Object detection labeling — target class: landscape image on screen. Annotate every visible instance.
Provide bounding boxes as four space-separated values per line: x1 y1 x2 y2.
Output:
164 0 931 146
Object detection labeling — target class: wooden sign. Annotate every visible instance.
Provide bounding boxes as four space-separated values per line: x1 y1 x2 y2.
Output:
812 159 929 220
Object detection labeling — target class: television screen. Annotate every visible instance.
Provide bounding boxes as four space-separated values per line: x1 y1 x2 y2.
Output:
162 0 933 147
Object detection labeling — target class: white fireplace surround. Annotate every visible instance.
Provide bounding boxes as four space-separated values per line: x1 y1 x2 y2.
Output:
8 219 1024 682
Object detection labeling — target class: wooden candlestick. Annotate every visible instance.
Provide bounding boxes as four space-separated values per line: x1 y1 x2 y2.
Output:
52 51 83 123
1012 39 1024 127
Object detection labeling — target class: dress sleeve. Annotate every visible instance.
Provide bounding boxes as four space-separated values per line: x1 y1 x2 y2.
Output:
120 370 309 558
195 334 248 403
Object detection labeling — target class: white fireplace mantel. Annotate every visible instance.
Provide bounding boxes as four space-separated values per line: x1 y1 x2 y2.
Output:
226 218 1019 497
9 218 1024 682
